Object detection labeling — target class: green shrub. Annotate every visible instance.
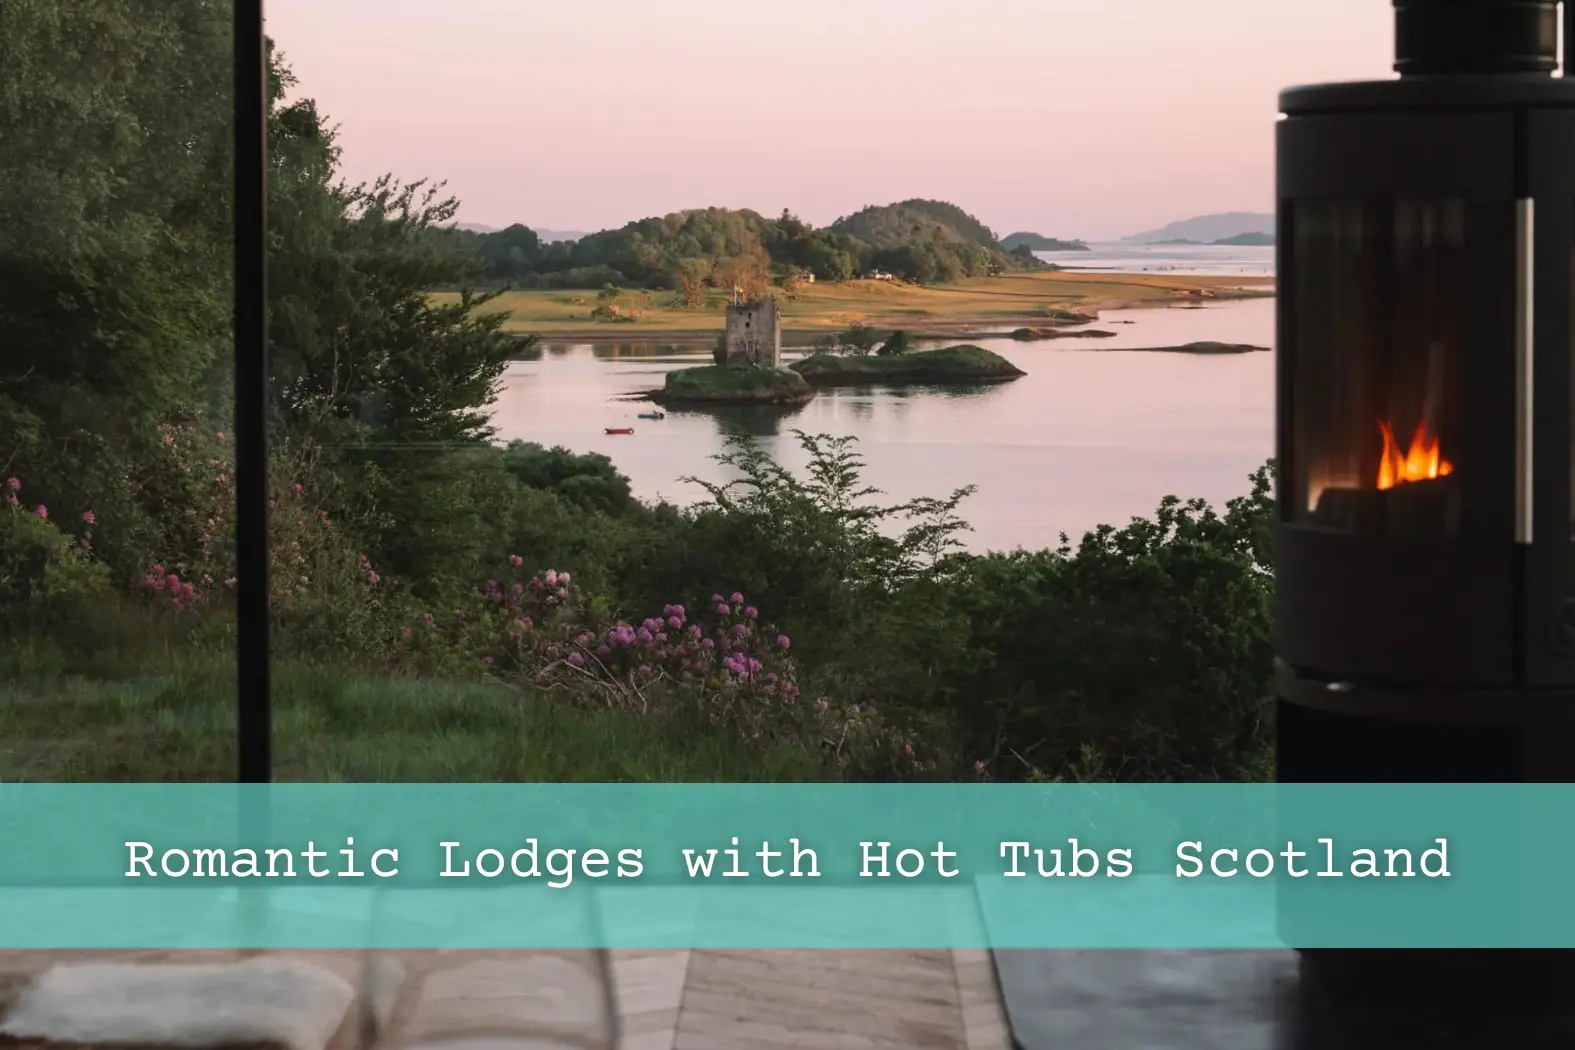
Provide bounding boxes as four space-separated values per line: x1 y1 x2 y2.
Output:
0 490 111 612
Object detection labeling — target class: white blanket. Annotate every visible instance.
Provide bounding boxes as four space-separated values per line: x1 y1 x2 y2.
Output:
0 958 357 1050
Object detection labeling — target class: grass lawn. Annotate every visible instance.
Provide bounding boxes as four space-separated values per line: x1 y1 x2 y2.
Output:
0 655 837 783
434 272 1274 339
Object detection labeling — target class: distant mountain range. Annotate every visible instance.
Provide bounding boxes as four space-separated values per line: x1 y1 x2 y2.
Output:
1120 212 1274 245
456 223 591 242
531 227 591 243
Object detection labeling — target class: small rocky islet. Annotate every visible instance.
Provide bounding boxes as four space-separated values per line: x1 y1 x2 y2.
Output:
653 345 1026 406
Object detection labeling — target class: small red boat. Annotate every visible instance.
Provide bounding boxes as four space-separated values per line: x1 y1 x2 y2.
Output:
605 427 634 435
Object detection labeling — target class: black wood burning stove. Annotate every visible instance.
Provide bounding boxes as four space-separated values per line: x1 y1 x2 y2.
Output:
1276 0 1575 1024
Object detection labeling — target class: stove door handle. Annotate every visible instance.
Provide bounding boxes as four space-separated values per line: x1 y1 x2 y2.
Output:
1515 196 1535 547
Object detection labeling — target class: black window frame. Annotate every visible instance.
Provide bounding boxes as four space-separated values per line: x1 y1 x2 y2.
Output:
235 0 271 783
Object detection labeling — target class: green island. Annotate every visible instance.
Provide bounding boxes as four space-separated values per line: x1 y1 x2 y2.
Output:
790 345 1025 386
999 232 1091 252
1211 231 1274 246
1011 326 1116 340
1096 341 1269 355
656 365 814 406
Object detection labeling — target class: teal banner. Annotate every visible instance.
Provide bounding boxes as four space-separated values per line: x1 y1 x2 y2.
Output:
0 784 1565 948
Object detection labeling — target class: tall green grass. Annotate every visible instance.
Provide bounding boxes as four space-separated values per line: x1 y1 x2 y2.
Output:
0 653 837 783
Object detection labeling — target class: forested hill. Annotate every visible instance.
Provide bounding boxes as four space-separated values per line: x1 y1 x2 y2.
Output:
826 200 1002 250
443 201 1043 290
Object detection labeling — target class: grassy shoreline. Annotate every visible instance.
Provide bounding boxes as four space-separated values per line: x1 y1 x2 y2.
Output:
440 272 1275 341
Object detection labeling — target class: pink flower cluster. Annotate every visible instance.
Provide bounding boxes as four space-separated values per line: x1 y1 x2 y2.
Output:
557 590 799 703
6 476 97 549
142 563 199 611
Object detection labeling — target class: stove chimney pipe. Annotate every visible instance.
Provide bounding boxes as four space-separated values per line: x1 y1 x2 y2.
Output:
1394 0 1559 75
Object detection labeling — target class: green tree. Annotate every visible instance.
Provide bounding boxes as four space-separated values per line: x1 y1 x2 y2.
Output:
0 0 236 578
878 331 911 356
265 63 514 445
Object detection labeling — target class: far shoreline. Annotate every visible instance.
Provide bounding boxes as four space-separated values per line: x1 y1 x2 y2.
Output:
504 280 1276 344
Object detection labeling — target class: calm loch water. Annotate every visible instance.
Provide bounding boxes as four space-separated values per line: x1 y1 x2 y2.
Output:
490 297 1276 553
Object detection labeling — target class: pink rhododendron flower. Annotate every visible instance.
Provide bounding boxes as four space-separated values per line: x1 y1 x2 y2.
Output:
35 505 47 519
508 554 523 567
744 606 758 619
729 592 744 603
716 603 730 615
482 656 494 666
567 652 585 667
814 698 829 712
777 635 791 649
291 483 303 495
81 510 95 524
973 760 987 774
5 477 18 491
904 744 914 757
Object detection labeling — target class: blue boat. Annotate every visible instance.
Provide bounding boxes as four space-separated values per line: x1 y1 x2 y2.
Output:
637 411 666 420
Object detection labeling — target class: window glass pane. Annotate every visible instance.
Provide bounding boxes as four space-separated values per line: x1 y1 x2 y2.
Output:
1291 197 1473 540
1 2 237 781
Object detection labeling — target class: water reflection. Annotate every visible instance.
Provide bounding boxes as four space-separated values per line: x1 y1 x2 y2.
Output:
666 403 809 438
593 342 709 360
490 298 1278 550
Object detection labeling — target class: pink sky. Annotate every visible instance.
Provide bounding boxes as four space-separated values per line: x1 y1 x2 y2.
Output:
265 0 1399 241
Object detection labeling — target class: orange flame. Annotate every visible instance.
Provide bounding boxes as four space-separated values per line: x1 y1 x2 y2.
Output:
1376 420 1453 490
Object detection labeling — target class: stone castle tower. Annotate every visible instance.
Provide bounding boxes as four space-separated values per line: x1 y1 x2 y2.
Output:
723 297 782 368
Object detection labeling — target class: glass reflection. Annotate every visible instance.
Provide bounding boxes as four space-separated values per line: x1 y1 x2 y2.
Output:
1289 197 1482 540
0 0 238 782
